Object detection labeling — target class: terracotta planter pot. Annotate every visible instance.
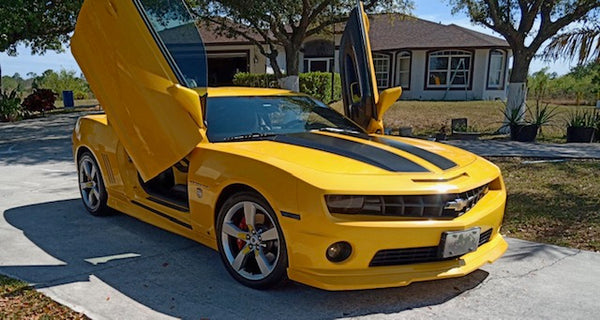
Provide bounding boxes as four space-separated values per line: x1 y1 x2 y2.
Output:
510 124 538 142
566 126 596 143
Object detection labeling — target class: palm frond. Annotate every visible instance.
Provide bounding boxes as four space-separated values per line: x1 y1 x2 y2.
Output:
543 26 600 65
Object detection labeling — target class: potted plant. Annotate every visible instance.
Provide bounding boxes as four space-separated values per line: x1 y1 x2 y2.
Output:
0 87 23 122
566 109 597 143
500 103 558 142
528 102 560 137
500 106 537 142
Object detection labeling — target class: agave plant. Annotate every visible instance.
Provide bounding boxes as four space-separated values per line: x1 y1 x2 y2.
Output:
528 102 560 136
566 109 597 128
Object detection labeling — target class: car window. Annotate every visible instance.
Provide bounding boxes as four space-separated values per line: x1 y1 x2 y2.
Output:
205 96 365 142
137 0 208 90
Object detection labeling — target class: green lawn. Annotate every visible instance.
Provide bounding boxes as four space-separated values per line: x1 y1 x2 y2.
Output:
494 158 600 251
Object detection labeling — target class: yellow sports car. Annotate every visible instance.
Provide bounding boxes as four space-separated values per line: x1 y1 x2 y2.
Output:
71 0 507 290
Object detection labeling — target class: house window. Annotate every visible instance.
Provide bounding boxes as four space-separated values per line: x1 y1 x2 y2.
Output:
427 50 472 89
304 58 334 72
303 39 335 73
395 51 411 89
373 53 390 88
487 49 506 89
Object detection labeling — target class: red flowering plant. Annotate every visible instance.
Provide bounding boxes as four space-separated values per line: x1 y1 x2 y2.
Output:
22 89 57 115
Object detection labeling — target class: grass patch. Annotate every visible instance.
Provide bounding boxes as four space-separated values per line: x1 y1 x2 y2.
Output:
0 275 88 319
493 158 600 251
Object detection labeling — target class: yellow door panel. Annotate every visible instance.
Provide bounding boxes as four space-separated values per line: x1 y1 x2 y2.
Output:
71 0 207 181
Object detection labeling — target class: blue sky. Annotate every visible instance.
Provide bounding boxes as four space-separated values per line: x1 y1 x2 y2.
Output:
0 0 575 78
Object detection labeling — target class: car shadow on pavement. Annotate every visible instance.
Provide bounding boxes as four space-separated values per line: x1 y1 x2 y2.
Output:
2 199 489 319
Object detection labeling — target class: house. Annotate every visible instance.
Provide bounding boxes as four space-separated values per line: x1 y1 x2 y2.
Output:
189 15 512 101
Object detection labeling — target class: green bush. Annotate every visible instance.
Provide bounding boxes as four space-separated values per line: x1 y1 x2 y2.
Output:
0 88 23 122
33 69 92 100
233 72 342 103
21 89 57 114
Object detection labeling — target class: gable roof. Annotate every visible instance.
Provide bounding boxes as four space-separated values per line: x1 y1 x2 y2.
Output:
368 14 509 51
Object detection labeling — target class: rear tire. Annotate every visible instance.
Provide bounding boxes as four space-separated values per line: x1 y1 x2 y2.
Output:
77 151 110 216
216 191 288 289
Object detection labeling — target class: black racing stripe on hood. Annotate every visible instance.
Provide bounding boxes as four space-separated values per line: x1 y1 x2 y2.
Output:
273 133 429 173
375 137 457 170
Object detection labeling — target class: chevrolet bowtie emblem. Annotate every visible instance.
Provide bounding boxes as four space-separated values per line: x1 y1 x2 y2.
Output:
445 197 472 212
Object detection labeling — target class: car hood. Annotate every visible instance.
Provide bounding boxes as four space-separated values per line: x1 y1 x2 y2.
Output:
204 132 496 193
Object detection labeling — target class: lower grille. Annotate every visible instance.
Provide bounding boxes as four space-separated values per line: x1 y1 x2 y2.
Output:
369 228 494 267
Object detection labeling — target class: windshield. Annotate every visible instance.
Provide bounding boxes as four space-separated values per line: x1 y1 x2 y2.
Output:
206 96 366 142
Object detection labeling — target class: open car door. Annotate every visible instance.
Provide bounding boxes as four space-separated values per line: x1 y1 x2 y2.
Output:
339 1 401 134
72 0 207 181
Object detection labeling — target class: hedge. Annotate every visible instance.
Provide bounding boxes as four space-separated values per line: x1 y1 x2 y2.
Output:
233 72 341 103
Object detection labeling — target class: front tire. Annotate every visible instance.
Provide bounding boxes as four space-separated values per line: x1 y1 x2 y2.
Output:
216 192 288 289
77 151 110 216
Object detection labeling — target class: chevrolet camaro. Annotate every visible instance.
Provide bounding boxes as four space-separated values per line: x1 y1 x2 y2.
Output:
71 0 507 290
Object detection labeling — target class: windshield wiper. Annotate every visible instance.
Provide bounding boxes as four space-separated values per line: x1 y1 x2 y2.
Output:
315 127 366 136
224 133 279 142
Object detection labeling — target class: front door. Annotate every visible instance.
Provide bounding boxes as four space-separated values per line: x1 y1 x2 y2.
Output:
339 1 379 132
72 0 208 181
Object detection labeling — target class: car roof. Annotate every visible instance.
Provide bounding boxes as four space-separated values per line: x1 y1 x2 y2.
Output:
203 87 300 97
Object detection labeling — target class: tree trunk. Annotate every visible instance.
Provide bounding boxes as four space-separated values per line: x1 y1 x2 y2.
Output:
501 51 533 133
278 44 300 91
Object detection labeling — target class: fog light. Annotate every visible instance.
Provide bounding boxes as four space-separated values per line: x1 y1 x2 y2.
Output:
326 241 352 262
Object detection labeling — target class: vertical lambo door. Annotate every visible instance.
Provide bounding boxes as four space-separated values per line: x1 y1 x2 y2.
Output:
72 0 208 181
339 1 401 134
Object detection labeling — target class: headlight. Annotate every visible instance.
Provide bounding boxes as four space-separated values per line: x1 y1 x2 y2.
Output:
325 195 383 214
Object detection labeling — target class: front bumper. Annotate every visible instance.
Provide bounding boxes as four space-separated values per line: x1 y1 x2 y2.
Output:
282 180 507 291
288 233 507 291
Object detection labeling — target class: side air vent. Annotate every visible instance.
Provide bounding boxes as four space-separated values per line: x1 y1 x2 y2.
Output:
101 153 116 184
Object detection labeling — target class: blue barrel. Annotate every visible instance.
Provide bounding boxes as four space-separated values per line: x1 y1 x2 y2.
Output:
62 90 75 108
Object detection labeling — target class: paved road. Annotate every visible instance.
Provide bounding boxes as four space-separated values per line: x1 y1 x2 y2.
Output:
1 113 599 320
445 139 600 158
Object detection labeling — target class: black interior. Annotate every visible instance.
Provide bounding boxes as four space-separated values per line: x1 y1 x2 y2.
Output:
138 161 189 211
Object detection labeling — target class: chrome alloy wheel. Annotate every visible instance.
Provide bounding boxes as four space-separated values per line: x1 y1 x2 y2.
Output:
220 201 281 281
79 155 102 212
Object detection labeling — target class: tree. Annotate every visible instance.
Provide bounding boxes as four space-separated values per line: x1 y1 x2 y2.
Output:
33 69 91 99
190 0 413 89
543 21 600 65
448 0 600 127
0 0 83 88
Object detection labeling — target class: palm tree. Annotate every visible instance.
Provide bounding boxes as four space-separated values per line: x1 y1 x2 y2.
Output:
543 22 600 64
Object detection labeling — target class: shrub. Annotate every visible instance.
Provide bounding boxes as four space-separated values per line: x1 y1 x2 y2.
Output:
0 88 23 122
233 72 342 103
21 89 57 114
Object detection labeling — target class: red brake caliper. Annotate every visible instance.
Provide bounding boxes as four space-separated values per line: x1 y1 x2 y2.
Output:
237 217 247 250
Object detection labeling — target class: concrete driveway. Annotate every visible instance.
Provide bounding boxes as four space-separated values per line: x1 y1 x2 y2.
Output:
1 113 599 320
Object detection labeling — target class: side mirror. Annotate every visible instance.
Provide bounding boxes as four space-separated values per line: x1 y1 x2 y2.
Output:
376 87 402 121
167 84 205 129
350 82 361 103
366 87 402 134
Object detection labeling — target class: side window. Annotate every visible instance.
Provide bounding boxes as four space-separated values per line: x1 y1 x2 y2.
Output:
137 0 207 90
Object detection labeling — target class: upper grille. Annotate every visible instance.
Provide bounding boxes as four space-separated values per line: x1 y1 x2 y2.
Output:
345 184 489 219
369 228 494 267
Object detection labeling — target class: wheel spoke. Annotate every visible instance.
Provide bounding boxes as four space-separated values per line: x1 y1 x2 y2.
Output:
243 202 256 231
90 165 97 181
260 227 278 241
87 190 95 205
222 222 249 240
232 245 251 271
83 161 92 179
91 187 100 200
255 248 272 275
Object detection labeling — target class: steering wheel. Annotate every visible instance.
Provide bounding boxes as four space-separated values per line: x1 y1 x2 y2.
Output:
282 119 306 129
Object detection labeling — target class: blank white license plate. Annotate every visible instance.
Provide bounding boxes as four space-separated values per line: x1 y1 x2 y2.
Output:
440 227 481 258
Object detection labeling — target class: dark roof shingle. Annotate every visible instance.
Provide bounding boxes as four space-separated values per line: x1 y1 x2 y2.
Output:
368 14 509 50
